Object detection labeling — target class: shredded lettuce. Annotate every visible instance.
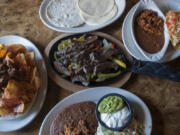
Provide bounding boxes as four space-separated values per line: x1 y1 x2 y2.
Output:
96 117 145 135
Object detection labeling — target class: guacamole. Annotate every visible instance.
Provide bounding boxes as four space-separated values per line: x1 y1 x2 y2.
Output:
98 96 124 113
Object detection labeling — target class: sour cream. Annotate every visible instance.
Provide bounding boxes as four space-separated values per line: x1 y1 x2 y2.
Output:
100 107 130 128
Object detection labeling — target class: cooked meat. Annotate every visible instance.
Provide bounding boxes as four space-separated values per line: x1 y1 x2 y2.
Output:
56 46 72 56
0 69 6 74
93 62 119 75
59 120 90 135
74 67 84 75
0 75 8 87
54 61 71 76
89 51 105 63
71 36 98 46
83 65 93 74
53 35 126 85
71 75 88 83
102 48 120 59
0 98 23 108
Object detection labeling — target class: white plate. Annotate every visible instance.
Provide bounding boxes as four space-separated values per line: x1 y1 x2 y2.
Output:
39 0 126 33
39 87 152 135
122 0 180 62
0 35 48 132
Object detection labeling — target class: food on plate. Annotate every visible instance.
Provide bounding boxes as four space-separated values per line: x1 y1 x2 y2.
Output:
52 35 127 86
96 94 145 135
46 0 117 27
46 0 84 28
98 96 130 128
77 0 117 25
79 5 118 26
166 11 180 50
96 116 145 135
50 101 98 135
134 10 165 54
0 44 40 117
96 95 132 129
78 0 115 17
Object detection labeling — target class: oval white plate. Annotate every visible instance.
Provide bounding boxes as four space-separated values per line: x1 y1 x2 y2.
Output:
0 35 48 132
122 0 180 62
39 87 152 135
39 0 126 33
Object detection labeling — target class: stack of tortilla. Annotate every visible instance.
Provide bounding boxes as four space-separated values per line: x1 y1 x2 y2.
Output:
77 0 118 26
46 0 117 28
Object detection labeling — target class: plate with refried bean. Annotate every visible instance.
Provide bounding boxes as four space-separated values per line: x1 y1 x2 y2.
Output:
39 87 152 135
122 0 180 62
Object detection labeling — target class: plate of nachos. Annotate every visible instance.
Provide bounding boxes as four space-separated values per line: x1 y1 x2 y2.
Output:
0 35 47 132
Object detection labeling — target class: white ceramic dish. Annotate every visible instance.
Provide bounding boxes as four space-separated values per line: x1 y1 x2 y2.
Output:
39 87 152 135
0 35 48 132
131 0 170 61
39 0 126 33
122 0 180 62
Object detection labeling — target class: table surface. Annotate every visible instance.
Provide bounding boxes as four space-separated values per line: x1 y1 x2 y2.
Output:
0 0 180 135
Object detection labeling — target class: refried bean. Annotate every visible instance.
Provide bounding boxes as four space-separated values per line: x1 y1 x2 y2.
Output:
134 10 165 54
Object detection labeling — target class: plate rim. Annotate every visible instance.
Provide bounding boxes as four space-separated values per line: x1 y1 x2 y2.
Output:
0 35 48 132
39 0 126 33
39 87 152 135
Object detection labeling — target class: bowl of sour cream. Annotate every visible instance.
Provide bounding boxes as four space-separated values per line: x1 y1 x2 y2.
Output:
96 93 133 131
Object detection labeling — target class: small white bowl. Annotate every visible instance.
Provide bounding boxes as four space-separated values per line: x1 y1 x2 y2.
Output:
130 0 170 61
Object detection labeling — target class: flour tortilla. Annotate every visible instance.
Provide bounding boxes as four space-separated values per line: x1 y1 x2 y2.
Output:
80 5 118 26
46 0 84 28
78 0 115 17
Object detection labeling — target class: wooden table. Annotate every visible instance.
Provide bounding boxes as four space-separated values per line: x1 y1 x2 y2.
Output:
0 0 180 135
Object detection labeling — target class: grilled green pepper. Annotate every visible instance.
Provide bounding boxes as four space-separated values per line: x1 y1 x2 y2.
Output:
97 71 121 80
110 57 127 68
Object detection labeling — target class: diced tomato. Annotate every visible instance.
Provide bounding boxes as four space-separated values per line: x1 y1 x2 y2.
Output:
111 44 115 48
94 44 100 49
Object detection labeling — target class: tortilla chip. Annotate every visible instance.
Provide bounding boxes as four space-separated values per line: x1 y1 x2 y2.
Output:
34 76 41 91
14 103 24 113
6 44 26 54
3 80 20 99
0 44 41 116
0 44 5 50
30 67 37 84
25 51 35 66
0 107 11 116
0 49 7 58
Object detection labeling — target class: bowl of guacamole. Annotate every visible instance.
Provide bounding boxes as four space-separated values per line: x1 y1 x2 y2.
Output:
96 93 133 131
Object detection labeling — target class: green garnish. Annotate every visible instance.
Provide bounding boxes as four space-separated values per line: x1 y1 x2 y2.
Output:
98 96 124 113
61 74 68 78
54 52 58 61
58 40 71 50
